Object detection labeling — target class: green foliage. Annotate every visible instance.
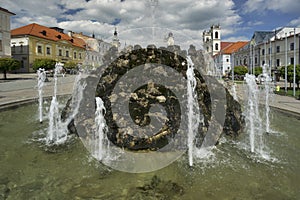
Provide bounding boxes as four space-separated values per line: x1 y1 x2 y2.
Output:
254 66 262 76
234 66 248 75
0 58 21 79
32 58 56 71
64 61 78 69
280 65 300 88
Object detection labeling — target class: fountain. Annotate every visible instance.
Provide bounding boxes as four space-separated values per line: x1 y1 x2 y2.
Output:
186 55 200 166
2 43 300 199
46 63 86 145
94 97 108 161
37 68 46 123
262 64 273 133
244 74 264 155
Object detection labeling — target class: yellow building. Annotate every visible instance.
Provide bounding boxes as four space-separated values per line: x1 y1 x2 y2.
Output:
11 23 86 72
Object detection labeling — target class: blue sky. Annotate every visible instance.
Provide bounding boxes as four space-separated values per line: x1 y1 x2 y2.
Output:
1 0 300 49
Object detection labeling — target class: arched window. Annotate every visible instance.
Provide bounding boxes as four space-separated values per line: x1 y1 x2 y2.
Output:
215 43 219 51
215 31 219 39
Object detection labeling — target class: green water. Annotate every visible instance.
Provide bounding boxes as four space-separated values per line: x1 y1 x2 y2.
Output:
0 103 299 200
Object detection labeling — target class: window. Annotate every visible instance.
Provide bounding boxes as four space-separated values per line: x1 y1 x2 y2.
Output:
226 58 229 62
215 43 219 51
276 59 280 67
291 57 294 65
268 47 271 54
79 53 82 59
20 44 23 53
290 42 294 50
58 49 62 56
46 47 51 55
262 60 265 65
255 57 258 64
37 45 42 54
66 50 69 57
12 45 16 53
262 49 265 55
74 52 77 59
215 31 219 39
276 46 280 53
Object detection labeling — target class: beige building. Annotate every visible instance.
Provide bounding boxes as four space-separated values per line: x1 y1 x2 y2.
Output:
0 7 15 58
11 23 86 72
72 32 112 67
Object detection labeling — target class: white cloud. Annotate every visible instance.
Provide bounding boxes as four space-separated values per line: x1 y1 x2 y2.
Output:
1 0 244 50
289 17 300 27
223 36 249 42
247 21 264 26
243 0 300 14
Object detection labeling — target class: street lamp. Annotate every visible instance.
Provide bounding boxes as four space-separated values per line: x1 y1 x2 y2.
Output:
232 50 235 82
293 28 296 97
285 32 288 94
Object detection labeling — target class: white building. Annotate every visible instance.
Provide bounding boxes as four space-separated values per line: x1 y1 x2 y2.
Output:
234 27 300 78
214 41 248 75
0 7 15 58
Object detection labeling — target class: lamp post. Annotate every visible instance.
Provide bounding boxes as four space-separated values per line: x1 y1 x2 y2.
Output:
232 50 235 82
293 28 296 97
253 44 255 75
285 32 288 94
269 38 272 78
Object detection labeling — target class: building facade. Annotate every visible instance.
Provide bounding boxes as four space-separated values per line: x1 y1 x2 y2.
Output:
72 32 112 67
214 41 248 75
234 28 300 77
0 7 15 58
11 23 86 72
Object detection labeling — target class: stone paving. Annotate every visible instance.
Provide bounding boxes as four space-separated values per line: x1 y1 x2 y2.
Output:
0 73 76 110
1 73 300 117
234 83 300 117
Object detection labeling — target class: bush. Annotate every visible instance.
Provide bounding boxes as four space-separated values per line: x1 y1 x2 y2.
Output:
234 66 248 76
32 58 56 71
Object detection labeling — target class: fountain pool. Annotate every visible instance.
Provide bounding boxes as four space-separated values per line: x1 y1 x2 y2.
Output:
0 102 299 199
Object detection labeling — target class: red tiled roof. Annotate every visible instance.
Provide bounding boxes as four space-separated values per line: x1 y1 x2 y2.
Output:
11 23 86 49
0 7 15 15
221 42 233 50
222 41 248 54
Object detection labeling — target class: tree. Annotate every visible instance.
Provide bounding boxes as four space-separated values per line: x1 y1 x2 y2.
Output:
64 61 78 71
280 65 300 89
254 66 262 76
0 58 21 79
234 66 248 75
32 58 56 71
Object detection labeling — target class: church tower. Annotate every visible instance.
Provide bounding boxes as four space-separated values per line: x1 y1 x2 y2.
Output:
112 27 120 49
211 24 221 56
202 24 221 56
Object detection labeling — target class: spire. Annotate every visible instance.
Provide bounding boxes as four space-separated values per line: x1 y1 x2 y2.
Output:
92 31 95 38
112 27 120 49
114 27 118 36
